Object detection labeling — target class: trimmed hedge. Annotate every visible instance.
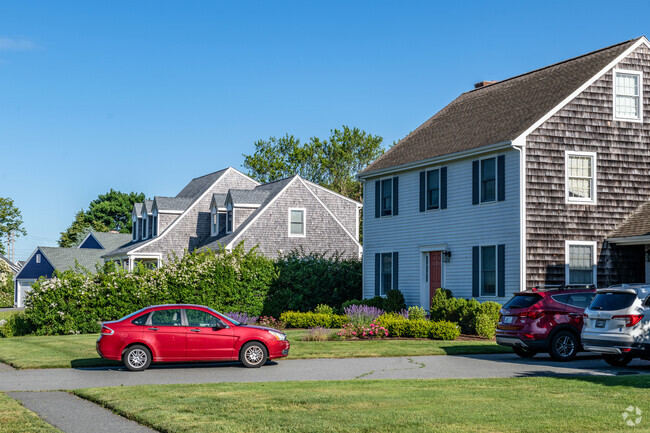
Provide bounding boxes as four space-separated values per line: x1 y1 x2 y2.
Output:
280 311 348 329
429 289 502 336
376 313 460 340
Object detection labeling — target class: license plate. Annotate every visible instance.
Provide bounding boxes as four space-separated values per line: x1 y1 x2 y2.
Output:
503 316 514 324
595 319 606 328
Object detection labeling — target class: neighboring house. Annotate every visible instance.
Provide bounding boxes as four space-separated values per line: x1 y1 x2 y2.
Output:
103 167 362 269
0 255 21 274
360 36 650 308
13 231 132 307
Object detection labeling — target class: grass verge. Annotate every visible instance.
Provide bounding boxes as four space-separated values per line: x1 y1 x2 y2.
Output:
0 393 62 432
74 376 650 433
0 330 508 369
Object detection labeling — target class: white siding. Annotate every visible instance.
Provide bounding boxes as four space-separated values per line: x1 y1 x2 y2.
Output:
363 149 521 307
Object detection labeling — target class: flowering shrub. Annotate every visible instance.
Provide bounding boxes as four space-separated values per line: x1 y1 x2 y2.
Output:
0 260 13 307
337 321 389 339
224 312 259 325
302 327 336 341
343 304 384 325
257 316 286 330
280 311 347 328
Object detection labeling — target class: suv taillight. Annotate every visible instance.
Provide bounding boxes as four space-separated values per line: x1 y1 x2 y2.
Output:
101 326 114 335
519 311 545 319
612 315 644 327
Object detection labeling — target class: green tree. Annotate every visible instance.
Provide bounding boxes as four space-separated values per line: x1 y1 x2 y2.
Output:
243 126 384 202
58 190 145 247
0 197 27 255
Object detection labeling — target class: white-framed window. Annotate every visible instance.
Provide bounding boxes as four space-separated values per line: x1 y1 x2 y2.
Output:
381 252 392 295
226 203 233 234
143 215 148 240
614 69 643 122
565 241 597 285
480 157 496 203
152 212 158 237
132 214 137 241
480 245 496 296
565 151 597 205
288 208 306 237
426 169 440 210
211 208 217 236
36 253 41 264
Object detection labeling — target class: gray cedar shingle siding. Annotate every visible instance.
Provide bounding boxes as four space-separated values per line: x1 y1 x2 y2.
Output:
157 213 181 234
305 182 360 239
526 43 650 287
229 180 360 259
234 207 256 230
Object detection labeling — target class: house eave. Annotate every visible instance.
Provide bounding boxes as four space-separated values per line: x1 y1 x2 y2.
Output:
607 235 650 246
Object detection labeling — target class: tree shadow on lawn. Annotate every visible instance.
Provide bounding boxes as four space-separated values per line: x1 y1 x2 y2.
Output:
514 370 650 389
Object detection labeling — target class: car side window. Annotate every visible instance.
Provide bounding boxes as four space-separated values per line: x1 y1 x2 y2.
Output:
131 313 150 326
551 294 570 305
185 309 223 328
151 309 182 326
567 293 595 309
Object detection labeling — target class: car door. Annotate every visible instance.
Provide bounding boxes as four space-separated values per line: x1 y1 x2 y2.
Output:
184 308 236 360
142 308 187 361
565 292 595 332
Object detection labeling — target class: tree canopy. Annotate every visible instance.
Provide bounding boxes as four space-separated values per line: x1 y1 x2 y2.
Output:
0 197 27 256
59 190 145 247
243 126 384 201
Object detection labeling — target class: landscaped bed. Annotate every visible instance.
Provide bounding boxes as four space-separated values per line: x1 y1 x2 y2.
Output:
73 376 650 433
0 330 508 369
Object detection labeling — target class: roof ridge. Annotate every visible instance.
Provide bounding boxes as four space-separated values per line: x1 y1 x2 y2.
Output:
187 167 228 181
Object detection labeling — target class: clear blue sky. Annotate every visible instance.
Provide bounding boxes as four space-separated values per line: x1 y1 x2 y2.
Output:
2 1 649 260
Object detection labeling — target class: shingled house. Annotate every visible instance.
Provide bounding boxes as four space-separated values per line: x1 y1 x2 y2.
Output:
360 36 650 308
103 167 362 269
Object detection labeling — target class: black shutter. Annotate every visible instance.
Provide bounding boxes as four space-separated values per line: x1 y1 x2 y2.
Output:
498 244 505 297
375 253 381 296
497 155 505 202
392 176 399 216
393 252 399 291
374 180 380 218
472 246 480 297
472 160 479 205
419 171 425 212
440 167 447 209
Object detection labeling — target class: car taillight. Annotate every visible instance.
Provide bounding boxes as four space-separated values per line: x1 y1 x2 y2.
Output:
519 311 545 319
101 326 114 335
612 315 644 327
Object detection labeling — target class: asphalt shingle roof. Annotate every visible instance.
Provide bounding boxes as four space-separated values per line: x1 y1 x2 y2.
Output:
142 200 153 214
0 255 20 274
609 201 650 238
361 38 640 175
176 168 228 198
211 193 227 208
228 189 271 206
39 247 105 274
154 196 193 212
133 203 144 217
88 232 132 251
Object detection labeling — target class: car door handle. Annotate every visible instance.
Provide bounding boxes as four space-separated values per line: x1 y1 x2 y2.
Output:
148 327 159 331
190 329 201 332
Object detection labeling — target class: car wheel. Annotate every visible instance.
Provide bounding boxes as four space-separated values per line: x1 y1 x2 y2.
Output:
513 347 537 358
240 342 268 368
123 345 152 371
549 331 578 362
603 354 634 367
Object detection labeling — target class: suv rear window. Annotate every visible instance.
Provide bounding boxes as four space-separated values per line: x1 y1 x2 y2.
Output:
589 293 637 311
503 294 542 309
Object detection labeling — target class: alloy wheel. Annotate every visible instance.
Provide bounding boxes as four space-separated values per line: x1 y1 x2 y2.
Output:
128 349 148 368
245 346 264 365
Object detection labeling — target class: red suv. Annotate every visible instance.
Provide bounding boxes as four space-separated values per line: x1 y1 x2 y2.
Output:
496 285 596 361
97 304 290 371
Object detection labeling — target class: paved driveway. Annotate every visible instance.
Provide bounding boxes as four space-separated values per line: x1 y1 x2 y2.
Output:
1 353 648 392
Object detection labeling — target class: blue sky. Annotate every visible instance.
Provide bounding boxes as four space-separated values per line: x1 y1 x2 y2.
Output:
2 1 650 260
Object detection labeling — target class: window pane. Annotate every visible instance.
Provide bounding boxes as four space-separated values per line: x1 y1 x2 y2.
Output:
381 179 392 216
568 155 593 200
151 309 182 326
427 170 439 209
290 210 303 223
569 245 593 284
481 246 496 296
481 158 496 202
381 253 392 295
186 309 221 328
615 73 640 119
290 210 304 235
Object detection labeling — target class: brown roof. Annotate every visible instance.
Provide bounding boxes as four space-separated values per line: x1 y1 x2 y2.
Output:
609 201 650 238
361 38 641 175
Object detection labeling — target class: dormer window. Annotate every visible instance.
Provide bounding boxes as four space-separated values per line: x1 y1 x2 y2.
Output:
614 70 642 122
211 207 217 236
152 211 158 237
226 203 233 234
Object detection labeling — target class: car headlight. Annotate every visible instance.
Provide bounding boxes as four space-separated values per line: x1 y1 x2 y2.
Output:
268 330 286 341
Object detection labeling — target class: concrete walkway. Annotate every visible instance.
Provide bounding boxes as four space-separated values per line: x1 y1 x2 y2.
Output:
7 391 156 433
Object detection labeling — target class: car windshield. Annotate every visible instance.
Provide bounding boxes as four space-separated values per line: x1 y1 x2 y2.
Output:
205 307 241 326
590 292 637 311
503 294 542 310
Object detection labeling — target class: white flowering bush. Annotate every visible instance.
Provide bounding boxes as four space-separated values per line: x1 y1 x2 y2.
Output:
0 260 13 307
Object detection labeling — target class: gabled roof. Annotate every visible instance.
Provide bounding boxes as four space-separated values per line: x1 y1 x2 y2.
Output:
211 193 227 209
227 189 272 206
609 201 650 239
39 247 105 274
176 168 229 198
133 202 144 218
0 255 20 274
361 37 642 175
86 231 133 251
154 196 193 212
142 200 153 215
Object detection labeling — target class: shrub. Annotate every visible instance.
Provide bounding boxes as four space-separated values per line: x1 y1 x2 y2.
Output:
257 316 286 330
262 252 362 317
429 321 461 340
457 299 481 334
0 262 13 308
337 321 389 339
302 327 336 341
480 301 501 323
279 311 347 329
314 304 334 316
343 304 385 325
375 313 409 337
375 313 459 340
474 313 496 339
384 289 406 312
0 312 33 338
407 306 426 321
429 290 501 335
223 312 259 325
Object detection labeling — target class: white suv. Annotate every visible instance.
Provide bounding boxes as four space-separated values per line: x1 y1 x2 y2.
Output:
582 284 650 366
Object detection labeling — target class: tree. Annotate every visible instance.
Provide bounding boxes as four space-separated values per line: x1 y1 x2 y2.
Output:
243 126 384 202
0 197 27 255
58 190 145 247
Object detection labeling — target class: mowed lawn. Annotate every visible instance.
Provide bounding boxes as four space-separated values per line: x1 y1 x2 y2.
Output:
0 330 508 369
0 393 62 433
74 376 650 433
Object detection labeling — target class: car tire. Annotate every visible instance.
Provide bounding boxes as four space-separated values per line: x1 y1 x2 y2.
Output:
603 354 634 367
513 347 537 358
123 345 152 372
240 341 268 368
549 330 578 362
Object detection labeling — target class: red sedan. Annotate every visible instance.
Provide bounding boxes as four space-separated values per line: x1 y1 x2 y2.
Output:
96 304 290 371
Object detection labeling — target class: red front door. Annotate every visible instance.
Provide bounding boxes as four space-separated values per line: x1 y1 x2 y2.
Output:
429 251 442 306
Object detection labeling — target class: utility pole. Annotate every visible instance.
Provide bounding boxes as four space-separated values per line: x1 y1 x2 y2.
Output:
6 231 15 263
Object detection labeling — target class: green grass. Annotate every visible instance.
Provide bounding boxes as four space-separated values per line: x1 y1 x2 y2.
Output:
0 393 62 433
74 376 650 433
0 330 508 369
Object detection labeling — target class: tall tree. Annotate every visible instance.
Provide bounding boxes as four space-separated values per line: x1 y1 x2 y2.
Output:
243 126 384 202
58 190 145 247
0 197 27 256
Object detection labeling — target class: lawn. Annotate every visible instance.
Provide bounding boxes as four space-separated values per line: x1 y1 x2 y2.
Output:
0 393 62 433
0 330 508 369
74 376 650 433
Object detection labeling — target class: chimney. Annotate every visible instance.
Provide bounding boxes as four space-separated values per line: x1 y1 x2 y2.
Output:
474 80 498 89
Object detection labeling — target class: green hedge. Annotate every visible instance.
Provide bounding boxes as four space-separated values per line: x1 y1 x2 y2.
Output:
280 311 348 328
24 246 277 335
429 290 502 335
376 313 460 340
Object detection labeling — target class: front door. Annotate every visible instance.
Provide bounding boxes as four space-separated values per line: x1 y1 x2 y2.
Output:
429 251 442 306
